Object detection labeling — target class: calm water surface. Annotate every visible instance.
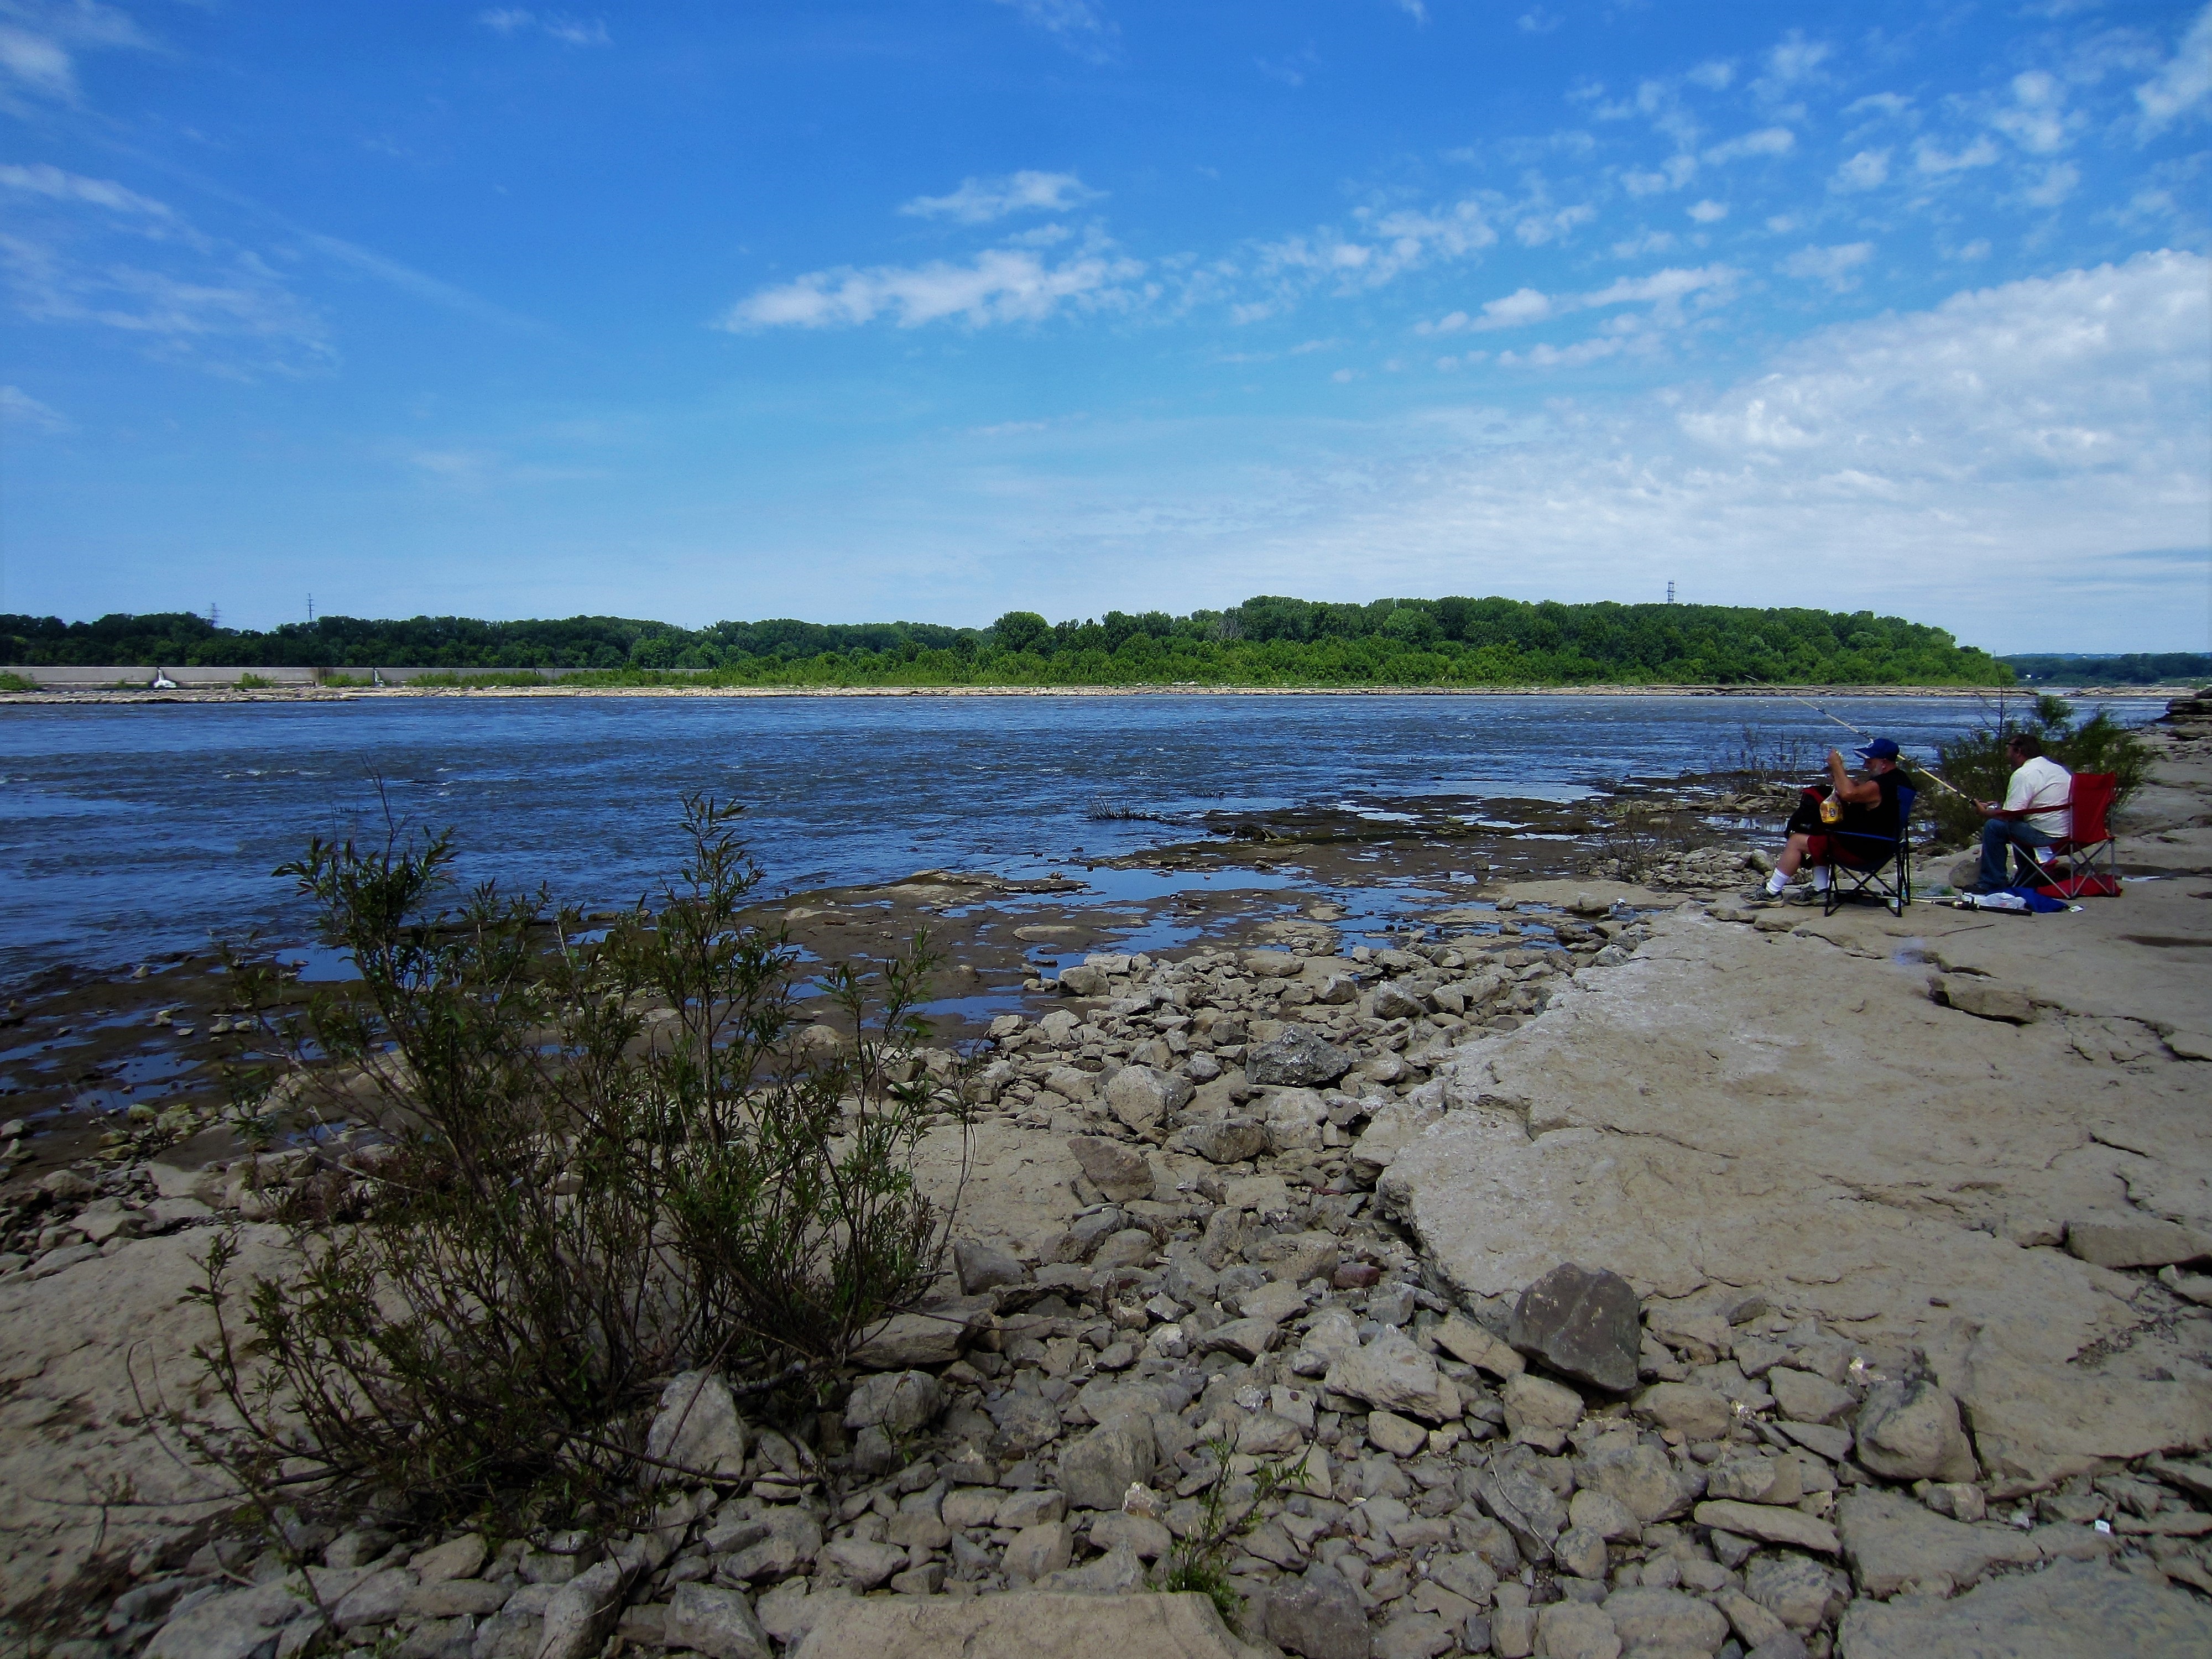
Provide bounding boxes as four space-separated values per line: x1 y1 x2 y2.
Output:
0 691 2151 976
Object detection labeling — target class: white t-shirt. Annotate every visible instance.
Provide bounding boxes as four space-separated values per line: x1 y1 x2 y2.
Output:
2004 755 2072 837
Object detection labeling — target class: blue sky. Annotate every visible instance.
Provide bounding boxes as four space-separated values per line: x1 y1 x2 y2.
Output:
1 1 2207 653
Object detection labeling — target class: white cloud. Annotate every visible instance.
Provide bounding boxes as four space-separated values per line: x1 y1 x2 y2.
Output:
1687 60 1735 91
1514 203 1596 246
475 8 610 45
0 382 69 431
0 231 333 374
1199 253 2209 650
1991 69 2078 153
989 0 1117 61
1687 199 1728 223
1391 0 1428 23
1517 9 1561 35
1623 155 1698 195
719 243 1142 330
2022 161 2080 207
900 171 1097 224
1830 148 1890 192
1429 264 1736 336
1781 242 1875 290
1914 135 2001 174
2137 3 2212 132
0 0 147 107
0 161 170 218
1704 127 1795 164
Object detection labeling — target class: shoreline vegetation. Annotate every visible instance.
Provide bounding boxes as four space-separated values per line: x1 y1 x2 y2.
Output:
6 596 2022 688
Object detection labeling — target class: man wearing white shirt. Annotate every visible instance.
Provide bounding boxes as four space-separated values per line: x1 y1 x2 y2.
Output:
1971 733 2072 893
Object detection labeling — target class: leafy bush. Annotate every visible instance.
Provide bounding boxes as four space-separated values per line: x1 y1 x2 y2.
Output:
189 795 962 1533
236 672 274 689
1926 693 2153 846
0 670 32 691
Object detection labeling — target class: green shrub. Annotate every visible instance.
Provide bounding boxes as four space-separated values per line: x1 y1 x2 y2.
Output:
188 795 962 1534
1926 692 2153 846
0 670 33 691
236 672 274 689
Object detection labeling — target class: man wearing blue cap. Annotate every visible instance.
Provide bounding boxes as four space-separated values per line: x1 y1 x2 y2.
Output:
1758 739 1908 902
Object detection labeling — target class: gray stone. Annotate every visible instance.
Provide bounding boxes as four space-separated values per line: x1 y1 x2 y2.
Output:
1854 1377 1977 1484
1243 950 1305 978
1246 1026 1356 1088
719 1510 824 1582
1692 1501 1838 1555
1000 1520 1073 1582
1068 1136 1157 1202
1576 1439 1688 1524
844 1369 946 1436
1500 1372 1584 1441
1374 1610 1455 1659
953 1237 1026 1294
1089 1511 1173 1559
1234 1277 1309 1324
1044 1542 1146 1594
664 1583 773 1659
1260 1563 1373 1659
786 1590 1257 1659
1766 1366 1854 1425
1093 1227 1159 1271
997 1489 1066 1529
1430 1551 1499 1606
1103 1066 1193 1134
145 1582 312 1659
1506 1262 1641 1393
1835 1487 2041 1598
1533 1600 1619 1659
851 1294 994 1369
536 1560 626 1659
1202 1316 1282 1361
1937 976 2036 1023
1183 1118 1269 1165
1479 1462 1568 1559
2065 1213 2212 1270
1059 964 1112 997
330 1566 411 1630
1059 1416 1156 1510
646 1370 750 1483
1323 1327 1460 1422
1715 1589 1791 1652
1835 1556 2212 1659
1637 1381 1733 1440
1743 1553 1836 1630
404 1579 510 1618
1367 1409 1428 1455
1371 985 1430 1021
1567 1489 1640 1542
822 1537 910 1590
1601 1586 1727 1652
1432 1314 1524 1380
410 1535 488 1584
987 1398 1062 1460
1553 1524 1608 1580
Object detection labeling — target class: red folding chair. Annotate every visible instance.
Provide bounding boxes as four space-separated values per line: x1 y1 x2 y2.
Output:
2017 772 2120 898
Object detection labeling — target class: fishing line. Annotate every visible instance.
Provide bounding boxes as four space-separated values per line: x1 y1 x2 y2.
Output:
1788 695 1973 802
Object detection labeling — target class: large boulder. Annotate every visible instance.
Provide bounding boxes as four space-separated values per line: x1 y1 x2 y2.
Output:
843 1370 946 1437
1507 1261 1641 1393
1853 1377 1978 1484
646 1370 750 1483
1246 1026 1355 1088
1835 1557 2212 1659
1322 1327 1460 1422
1067 1136 1156 1201
1058 1415 1157 1511
1103 1067 1193 1134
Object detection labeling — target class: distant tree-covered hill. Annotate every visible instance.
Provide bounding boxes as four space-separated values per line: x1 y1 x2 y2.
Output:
2001 653 2211 686
0 597 2012 687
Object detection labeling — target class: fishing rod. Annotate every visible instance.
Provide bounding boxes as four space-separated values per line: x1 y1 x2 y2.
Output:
1789 694 1974 801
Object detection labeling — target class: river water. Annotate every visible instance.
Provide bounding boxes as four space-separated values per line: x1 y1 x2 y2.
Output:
0 690 2154 978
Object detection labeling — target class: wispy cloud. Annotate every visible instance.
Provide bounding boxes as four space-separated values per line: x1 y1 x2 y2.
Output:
1421 263 1738 335
1704 126 1795 164
1913 135 2001 174
0 0 149 108
2135 2 2212 133
1990 70 2078 153
0 231 333 375
1687 199 1728 223
0 382 69 431
1781 241 1874 290
0 160 172 219
1830 149 1890 192
988 0 1118 63
719 241 1143 331
475 8 611 47
899 171 1098 224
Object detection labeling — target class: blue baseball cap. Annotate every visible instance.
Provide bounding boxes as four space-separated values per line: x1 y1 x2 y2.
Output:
1854 738 1900 760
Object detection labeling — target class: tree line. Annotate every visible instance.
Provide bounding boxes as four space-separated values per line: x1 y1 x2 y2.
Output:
2000 653 2212 687
1 596 2013 686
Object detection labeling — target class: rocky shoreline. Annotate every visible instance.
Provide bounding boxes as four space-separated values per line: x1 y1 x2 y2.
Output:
1 697 2209 1659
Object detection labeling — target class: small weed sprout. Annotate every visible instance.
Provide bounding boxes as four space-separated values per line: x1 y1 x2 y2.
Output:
1151 1434 1314 1629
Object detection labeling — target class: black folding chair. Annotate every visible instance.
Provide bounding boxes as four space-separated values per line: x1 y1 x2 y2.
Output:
1822 784 1917 917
